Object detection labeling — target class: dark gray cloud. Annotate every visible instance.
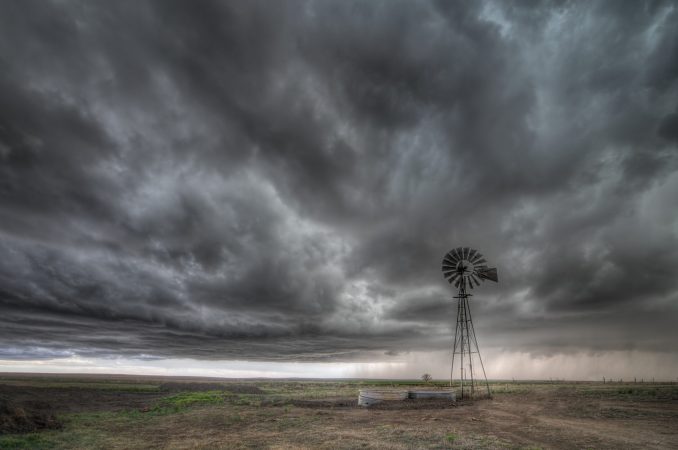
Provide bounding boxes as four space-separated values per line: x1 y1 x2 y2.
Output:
1 0 677 362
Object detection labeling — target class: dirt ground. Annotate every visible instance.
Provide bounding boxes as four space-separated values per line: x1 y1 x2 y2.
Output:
0 374 677 449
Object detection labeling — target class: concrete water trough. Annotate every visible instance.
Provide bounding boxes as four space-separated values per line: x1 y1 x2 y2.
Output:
358 389 455 406
358 389 409 406
408 390 456 400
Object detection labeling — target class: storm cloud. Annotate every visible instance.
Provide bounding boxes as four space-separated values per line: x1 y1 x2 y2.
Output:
1 0 677 365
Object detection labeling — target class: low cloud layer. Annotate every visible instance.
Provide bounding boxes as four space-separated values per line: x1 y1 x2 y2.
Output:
1 1 677 366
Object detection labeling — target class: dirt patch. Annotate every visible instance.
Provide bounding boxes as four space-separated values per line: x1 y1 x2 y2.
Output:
0 396 61 434
367 398 460 410
0 384 164 414
224 384 265 395
285 397 464 410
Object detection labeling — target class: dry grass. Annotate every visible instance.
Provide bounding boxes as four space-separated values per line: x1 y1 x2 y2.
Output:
0 375 677 449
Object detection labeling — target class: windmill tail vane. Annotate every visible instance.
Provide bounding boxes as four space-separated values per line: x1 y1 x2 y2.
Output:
442 246 498 399
476 267 498 282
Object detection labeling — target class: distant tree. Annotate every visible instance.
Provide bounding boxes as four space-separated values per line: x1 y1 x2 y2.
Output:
421 373 432 383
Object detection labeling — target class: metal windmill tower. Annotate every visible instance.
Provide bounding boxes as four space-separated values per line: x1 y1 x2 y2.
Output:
442 247 498 399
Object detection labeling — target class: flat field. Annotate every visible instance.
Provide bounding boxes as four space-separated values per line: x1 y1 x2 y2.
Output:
1 374 677 449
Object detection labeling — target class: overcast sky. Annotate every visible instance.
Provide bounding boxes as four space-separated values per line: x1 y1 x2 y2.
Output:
1 0 677 380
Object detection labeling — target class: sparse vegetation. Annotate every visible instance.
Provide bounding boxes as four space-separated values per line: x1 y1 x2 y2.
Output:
1 375 677 449
159 390 228 409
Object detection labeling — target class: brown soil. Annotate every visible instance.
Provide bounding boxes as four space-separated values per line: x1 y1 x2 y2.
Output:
0 375 677 449
0 396 61 434
0 384 164 414
368 398 460 410
272 394 678 448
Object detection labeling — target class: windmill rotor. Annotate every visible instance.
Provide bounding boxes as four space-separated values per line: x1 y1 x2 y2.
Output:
441 247 498 289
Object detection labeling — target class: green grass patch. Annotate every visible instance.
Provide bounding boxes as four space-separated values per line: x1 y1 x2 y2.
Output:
0 433 58 450
159 390 228 409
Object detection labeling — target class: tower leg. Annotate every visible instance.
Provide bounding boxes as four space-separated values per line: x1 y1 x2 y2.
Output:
466 298 492 398
459 282 465 399
450 293 460 387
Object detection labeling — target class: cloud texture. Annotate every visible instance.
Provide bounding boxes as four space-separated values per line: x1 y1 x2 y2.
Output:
1 0 677 363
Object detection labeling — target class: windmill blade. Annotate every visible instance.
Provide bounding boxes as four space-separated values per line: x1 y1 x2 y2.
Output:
468 279 474 289
467 248 477 261
470 252 484 263
463 247 470 259
454 278 461 288
452 247 463 261
444 251 458 261
477 267 498 282
442 258 456 268
442 265 456 274
473 258 486 266
471 274 480 286
443 256 457 266
447 273 460 284
444 268 457 277
444 253 458 264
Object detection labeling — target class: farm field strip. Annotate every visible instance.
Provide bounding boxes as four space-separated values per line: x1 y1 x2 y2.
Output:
1 375 677 449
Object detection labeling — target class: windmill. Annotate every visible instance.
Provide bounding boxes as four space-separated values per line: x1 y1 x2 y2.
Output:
442 247 498 399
